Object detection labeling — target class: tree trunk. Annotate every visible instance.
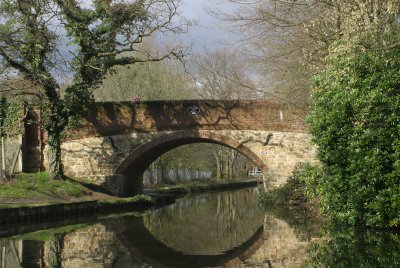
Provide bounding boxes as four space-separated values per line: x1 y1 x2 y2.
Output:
43 80 66 180
224 155 229 180
214 151 221 180
229 150 238 179
46 233 65 268
47 133 64 180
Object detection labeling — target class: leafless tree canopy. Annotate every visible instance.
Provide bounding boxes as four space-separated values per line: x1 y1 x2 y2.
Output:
208 0 400 109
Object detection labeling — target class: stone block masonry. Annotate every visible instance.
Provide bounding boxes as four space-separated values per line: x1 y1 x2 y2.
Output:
37 100 316 196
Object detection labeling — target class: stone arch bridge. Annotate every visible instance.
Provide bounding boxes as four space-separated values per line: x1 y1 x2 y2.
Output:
36 100 315 196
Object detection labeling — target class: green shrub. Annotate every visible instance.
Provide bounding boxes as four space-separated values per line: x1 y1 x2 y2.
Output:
258 163 322 208
294 163 323 200
308 33 400 228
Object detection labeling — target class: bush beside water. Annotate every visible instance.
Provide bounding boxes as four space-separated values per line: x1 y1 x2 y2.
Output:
258 163 322 209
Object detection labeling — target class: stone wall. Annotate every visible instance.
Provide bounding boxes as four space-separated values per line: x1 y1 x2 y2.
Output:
57 129 315 195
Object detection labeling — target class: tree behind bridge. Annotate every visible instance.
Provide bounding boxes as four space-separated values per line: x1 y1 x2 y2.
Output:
0 0 188 179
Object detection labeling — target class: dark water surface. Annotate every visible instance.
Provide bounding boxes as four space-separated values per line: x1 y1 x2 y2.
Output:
0 188 399 267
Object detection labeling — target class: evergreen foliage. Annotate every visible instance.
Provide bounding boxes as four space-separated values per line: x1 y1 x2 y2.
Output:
308 33 400 228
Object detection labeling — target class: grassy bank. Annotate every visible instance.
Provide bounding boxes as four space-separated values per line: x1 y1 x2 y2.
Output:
97 194 153 205
0 173 160 208
0 172 92 206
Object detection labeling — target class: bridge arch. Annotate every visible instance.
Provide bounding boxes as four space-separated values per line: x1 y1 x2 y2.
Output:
114 130 268 196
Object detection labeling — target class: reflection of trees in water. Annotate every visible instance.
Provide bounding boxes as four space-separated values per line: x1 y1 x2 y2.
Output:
215 192 239 232
214 190 258 240
2 224 152 268
143 188 264 255
0 239 63 268
262 205 322 241
0 239 36 267
46 233 65 268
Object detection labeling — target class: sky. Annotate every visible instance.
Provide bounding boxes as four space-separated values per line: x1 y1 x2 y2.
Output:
178 0 237 52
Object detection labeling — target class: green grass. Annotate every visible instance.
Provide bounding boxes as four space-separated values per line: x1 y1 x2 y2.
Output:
97 194 154 205
0 172 91 202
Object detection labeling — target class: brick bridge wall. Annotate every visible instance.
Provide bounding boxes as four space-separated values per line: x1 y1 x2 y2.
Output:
40 100 315 196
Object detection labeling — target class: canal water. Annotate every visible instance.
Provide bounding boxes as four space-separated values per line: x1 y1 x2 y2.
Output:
0 188 399 267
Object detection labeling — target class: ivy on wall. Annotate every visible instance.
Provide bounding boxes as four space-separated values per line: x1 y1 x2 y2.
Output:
0 98 23 137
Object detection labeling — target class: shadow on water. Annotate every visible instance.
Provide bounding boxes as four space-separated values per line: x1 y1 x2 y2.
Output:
0 188 399 267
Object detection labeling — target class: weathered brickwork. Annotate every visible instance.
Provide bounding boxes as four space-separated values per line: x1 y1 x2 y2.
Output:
40 100 316 196
66 100 307 138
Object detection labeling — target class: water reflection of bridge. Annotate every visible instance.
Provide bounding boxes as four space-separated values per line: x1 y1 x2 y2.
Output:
0 216 310 267
0 190 310 267
0 218 265 268
115 216 266 267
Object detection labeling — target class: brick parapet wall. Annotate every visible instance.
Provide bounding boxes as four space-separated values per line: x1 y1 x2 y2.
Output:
65 100 307 140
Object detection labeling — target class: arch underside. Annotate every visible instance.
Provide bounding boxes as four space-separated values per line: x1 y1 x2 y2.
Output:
113 217 265 268
115 130 267 196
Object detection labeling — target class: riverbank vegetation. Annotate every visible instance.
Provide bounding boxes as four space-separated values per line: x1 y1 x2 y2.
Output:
257 163 322 219
307 1 400 229
309 32 400 228
0 172 156 210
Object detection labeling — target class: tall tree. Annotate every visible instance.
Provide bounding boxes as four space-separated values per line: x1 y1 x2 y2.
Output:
0 0 188 179
210 0 326 108
94 40 194 101
191 48 256 100
190 48 255 180
211 0 399 109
